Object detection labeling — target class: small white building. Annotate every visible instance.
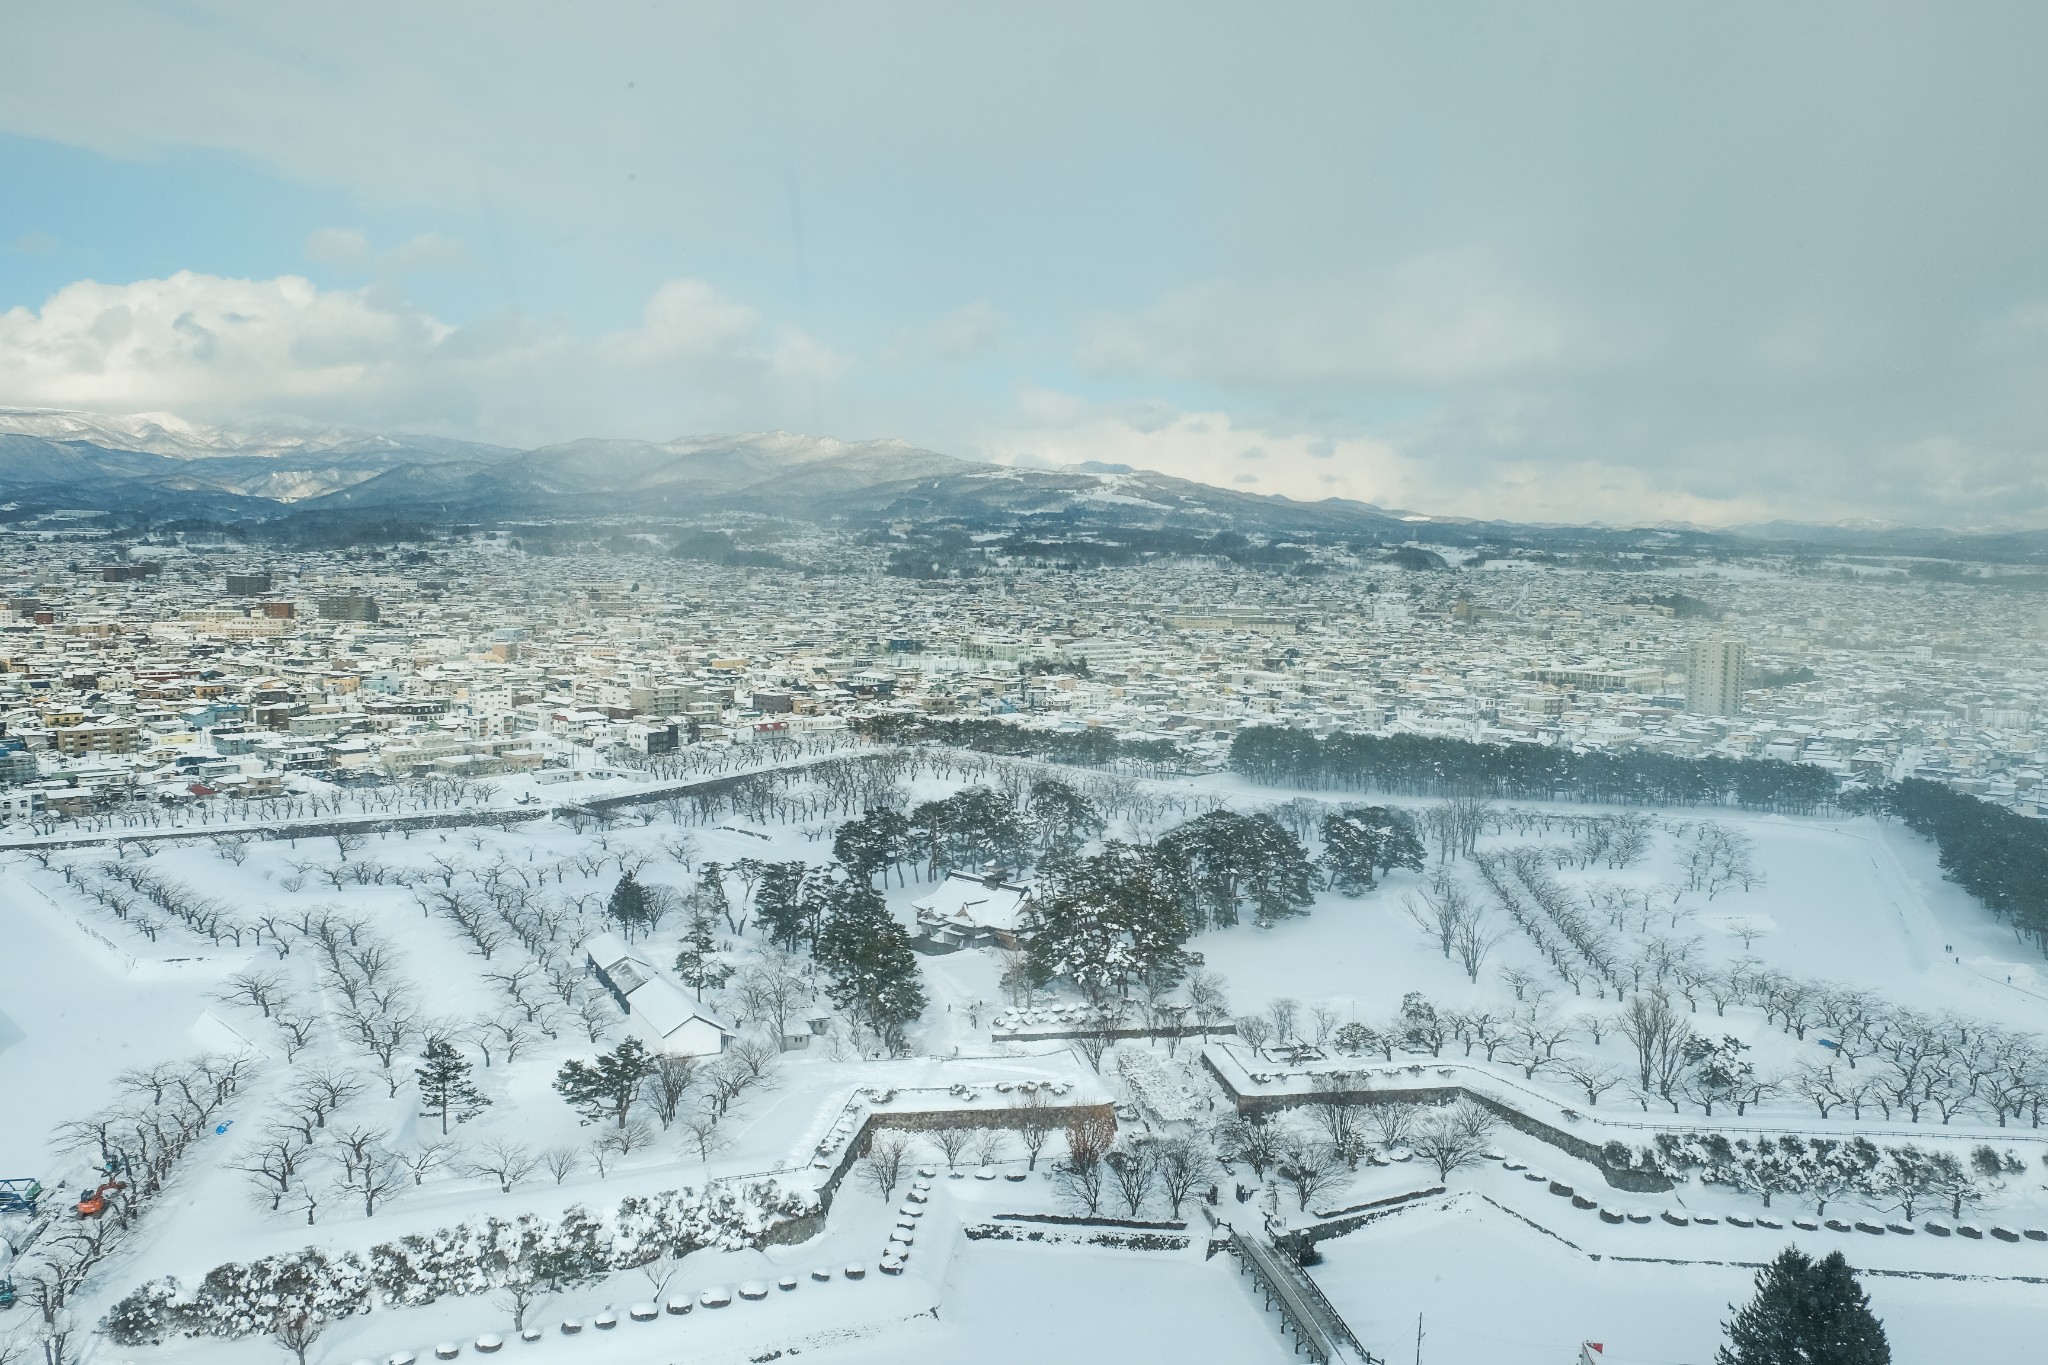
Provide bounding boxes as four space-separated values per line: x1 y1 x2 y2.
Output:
912 872 1034 950
583 932 733 1057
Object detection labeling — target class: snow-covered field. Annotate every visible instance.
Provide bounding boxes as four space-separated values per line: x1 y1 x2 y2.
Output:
1312 1197 2047 1365
4 763 2046 1363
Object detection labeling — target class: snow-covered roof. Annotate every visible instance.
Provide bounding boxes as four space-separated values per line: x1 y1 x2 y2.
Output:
584 930 640 977
584 932 732 1036
625 972 732 1038
911 872 1032 933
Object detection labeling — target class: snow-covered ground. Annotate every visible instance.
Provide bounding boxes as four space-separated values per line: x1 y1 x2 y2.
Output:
1312 1195 2047 1365
6 765 2048 1363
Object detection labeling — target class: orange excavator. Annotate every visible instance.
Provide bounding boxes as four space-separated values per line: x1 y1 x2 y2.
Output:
75 1178 123 1219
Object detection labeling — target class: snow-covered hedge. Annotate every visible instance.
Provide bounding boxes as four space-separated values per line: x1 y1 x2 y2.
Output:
103 1180 814 1346
1644 1131 2031 1218
965 1223 1190 1251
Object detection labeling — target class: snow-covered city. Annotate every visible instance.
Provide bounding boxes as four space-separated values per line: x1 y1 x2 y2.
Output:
6 7 2048 1363
3 513 2048 1364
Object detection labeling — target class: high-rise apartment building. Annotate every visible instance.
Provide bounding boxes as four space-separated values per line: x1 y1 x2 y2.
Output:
1685 638 1748 715
317 594 380 623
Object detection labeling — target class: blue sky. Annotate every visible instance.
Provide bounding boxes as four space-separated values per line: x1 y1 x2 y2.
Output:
3 2 2046 527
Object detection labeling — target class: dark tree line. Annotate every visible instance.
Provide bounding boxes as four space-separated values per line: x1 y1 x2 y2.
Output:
1877 778 2048 953
854 715 1188 774
1230 726 1841 814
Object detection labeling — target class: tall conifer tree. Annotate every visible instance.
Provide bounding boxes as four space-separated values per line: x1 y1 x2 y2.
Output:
1719 1247 1889 1365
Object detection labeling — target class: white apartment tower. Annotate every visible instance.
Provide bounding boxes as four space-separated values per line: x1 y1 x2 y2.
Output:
1685 638 1748 716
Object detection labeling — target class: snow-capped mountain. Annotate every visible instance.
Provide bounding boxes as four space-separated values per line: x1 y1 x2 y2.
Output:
0 407 506 463
0 408 2037 557
0 409 1417 534
0 408 517 506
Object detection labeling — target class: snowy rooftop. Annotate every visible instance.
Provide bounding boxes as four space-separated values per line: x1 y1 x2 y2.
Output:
911 873 1034 933
584 931 733 1036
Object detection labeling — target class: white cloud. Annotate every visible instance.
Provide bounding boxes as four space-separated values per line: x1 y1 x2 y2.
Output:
607 279 759 364
0 270 841 442
971 387 1846 527
0 272 460 412
977 391 1420 509
1078 252 1587 389
765 327 848 384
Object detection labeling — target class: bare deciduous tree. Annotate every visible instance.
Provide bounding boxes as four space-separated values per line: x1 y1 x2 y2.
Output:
1276 1134 1351 1212
398 1139 463 1186
233 1127 312 1211
540 1145 583 1184
1052 1109 1117 1215
1411 1100 1497 1181
972 1128 1010 1167
1105 1144 1156 1216
1013 1089 1058 1171
1558 1058 1625 1106
270 1012 320 1062
462 1138 539 1193
288 1063 364 1131
215 969 288 1019
929 1125 974 1170
733 955 814 1047
859 1131 912 1201
336 1144 408 1217
1151 1135 1213 1217
1234 1014 1273 1054
645 1054 700 1127
679 1106 729 1163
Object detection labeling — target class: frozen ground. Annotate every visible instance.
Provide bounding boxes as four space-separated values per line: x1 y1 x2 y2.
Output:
811 1243 1286 1365
7 765 2048 1363
1192 805 2045 1028
1313 1196 2048 1365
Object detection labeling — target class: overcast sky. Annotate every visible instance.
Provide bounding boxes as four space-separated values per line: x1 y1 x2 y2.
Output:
2 2 2045 528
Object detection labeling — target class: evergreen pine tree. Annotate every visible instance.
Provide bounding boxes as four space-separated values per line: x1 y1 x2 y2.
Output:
1026 842 1195 999
673 904 726 991
1719 1247 1890 1365
607 871 651 939
814 879 927 1052
1319 809 1383 895
832 808 912 886
1026 778 1106 864
415 1039 490 1134
552 1038 661 1128
754 861 814 952
1157 809 1315 928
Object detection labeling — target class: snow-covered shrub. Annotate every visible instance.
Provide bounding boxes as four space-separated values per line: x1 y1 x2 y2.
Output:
370 1221 493 1306
105 1181 819 1345
102 1276 192 1345
108 1249 372 1347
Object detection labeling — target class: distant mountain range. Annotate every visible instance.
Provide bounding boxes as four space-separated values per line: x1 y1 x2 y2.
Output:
0 407 2042 561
